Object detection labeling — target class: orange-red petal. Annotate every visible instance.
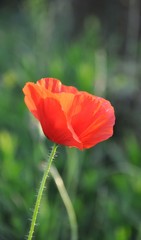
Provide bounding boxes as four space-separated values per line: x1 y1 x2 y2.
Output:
23 82 43 119
23 81 76 117
69 92 115 149
37 78 78 94
36 97 82 148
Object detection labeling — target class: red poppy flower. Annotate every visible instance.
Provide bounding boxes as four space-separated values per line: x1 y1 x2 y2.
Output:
23 78 115 150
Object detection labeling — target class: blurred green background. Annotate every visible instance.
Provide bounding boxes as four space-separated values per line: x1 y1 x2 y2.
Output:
1 0 141 239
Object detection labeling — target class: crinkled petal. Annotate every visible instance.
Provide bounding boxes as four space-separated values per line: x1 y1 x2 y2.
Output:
69 92 115 149
23 81 77 131
55 92 75 114
37 97 82 148
23 82 44 119
37 78 78 94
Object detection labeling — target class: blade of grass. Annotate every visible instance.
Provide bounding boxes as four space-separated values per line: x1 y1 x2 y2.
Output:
50 164 78 240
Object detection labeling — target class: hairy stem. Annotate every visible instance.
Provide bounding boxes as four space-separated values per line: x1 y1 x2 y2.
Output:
27 144 58 240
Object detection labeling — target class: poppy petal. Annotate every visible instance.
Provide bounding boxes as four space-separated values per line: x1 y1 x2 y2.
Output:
37 78 78 94
23 82 76 131
69 92 115 149
23 82 54 119
23 82 43 119
54 92 75 114
37 97 82 148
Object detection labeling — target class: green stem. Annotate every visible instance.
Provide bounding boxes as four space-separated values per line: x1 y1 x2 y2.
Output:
27 144 58 240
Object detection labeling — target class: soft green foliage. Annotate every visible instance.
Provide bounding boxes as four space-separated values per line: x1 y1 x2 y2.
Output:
1 1 141 240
